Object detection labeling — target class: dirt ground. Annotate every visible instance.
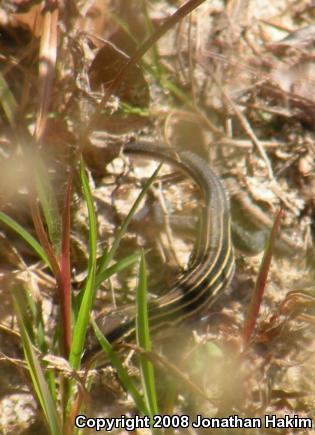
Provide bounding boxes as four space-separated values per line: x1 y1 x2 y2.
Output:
0 0 314 434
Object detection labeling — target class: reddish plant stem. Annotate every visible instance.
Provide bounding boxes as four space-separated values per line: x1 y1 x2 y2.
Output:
242 207 285 348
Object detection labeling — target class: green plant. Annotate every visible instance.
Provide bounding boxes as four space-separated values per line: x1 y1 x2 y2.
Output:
1 156 161 434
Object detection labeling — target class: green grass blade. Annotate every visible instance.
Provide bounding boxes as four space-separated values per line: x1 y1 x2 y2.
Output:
25 290 46 352
141 0 163 79
35 159 61 253
12 287 61 435
136 251 158 416
97 163 162 275
69 159 97 369
75 252 142 310
109 12 138 43
0 211 51 267
0 71 18 125
91 320 150 415
95 251 141 288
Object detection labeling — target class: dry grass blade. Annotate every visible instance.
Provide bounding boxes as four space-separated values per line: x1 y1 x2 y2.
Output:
209 71 275 180
35 1 59 143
